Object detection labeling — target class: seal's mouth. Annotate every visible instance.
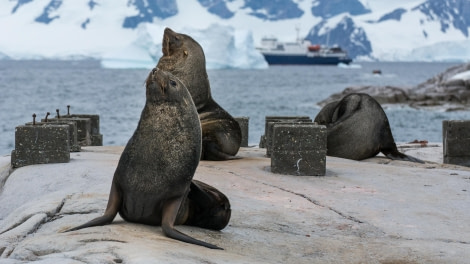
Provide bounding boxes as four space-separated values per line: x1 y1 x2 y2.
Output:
146 68 169 99
155 68 167 95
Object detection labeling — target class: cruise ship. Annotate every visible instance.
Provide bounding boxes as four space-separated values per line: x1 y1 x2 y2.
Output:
257 37 352 65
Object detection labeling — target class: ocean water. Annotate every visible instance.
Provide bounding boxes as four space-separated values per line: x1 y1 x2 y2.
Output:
0 60 467 156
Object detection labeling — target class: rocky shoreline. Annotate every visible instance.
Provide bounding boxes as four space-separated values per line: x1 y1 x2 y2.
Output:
319 63 470 111
0 146 469 263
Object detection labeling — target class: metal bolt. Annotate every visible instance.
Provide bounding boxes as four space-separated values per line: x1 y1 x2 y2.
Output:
56 109 60 119
45 112 50 122
32 113 36 125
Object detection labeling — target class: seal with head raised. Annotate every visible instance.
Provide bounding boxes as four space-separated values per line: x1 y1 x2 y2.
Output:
314 93 423 163
157 27 242 160
65 68 229 249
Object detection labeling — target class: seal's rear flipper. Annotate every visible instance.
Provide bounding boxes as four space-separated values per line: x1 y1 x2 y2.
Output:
383 150 425 164
64 182 121 232
162 196 223 250
187 180 231 231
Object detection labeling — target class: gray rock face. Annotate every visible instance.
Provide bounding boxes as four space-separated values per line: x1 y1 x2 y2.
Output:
318 85 409 106
410 63 470 108
319 63 470 110
1 146 470 263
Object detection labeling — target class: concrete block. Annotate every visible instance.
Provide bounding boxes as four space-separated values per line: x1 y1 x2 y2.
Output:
271 124 326 152
90 134 103 146
270 123 327 176
443 120 470 166
264 116 311 138
271 150 326 176
11 125 70 168
259 135 266 148
234 116 249 147
27 121 80 152
265 118 312 157
47 117 92 146
444 156 470 167
443 120 470 139
70 114 103 146
444 138 470 157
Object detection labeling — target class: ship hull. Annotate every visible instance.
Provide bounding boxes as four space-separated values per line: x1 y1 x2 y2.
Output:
262 54 352 65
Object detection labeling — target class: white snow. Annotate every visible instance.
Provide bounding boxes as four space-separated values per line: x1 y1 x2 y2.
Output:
0 0 469 67
449 70 470 81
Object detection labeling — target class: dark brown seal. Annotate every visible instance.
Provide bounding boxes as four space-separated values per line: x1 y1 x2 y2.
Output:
314 93 423 163
65 68 229 249
157 27 242 160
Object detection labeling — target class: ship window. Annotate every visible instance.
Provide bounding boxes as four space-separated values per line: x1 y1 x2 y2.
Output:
276 44 284 50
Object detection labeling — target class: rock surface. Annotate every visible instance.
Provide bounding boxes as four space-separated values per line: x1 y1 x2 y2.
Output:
319 63 470 110
0 145 469 263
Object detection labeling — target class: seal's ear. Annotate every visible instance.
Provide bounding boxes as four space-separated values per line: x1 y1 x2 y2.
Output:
184 50 188 56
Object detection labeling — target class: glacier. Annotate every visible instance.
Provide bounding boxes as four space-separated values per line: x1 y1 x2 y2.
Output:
101 24 268 69
0 0 469 68
0 0 267 69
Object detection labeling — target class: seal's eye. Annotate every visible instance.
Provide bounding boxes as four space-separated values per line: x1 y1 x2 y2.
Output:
170 80 177 87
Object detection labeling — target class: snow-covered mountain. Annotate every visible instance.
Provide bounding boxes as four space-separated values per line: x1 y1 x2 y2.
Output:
1 0 469 69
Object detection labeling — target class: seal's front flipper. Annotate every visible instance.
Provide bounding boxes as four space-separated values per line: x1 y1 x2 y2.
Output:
161 196 223 249
383 150 425 164
202 141 240 161
64 182 121 232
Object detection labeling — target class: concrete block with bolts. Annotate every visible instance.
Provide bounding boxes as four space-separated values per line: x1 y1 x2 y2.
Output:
69 114 103 146
28 121 80 152
47 117 92 146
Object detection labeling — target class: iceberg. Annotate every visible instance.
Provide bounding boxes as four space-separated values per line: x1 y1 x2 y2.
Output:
182 24 268 69
100 24 268 70
405 40 470 62
100 23 163 69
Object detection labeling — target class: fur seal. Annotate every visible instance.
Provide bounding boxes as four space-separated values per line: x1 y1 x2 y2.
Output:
157 27 242 160
314 93 423 163
65 68 229 249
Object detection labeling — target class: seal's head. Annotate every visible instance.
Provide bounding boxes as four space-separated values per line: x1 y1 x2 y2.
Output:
145 67 194 106
160 27 205 70
157 27 211 110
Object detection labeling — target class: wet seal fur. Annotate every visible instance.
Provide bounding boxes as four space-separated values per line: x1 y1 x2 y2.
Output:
65 68 230 249
157 27 242 160
314 93 423 163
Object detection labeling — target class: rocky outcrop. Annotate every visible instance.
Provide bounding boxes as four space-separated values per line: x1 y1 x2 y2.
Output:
319 63 470 111
318 85 410 106
409 63 470 108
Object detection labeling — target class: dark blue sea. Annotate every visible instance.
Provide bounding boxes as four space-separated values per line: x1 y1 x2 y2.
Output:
0 60 467 155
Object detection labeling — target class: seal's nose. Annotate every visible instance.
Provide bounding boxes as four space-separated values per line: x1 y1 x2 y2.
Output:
164 27 175 35
154 69 167 95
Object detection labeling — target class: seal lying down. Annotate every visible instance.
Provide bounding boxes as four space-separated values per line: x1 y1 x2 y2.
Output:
65 68 231 250
314 93 424 163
